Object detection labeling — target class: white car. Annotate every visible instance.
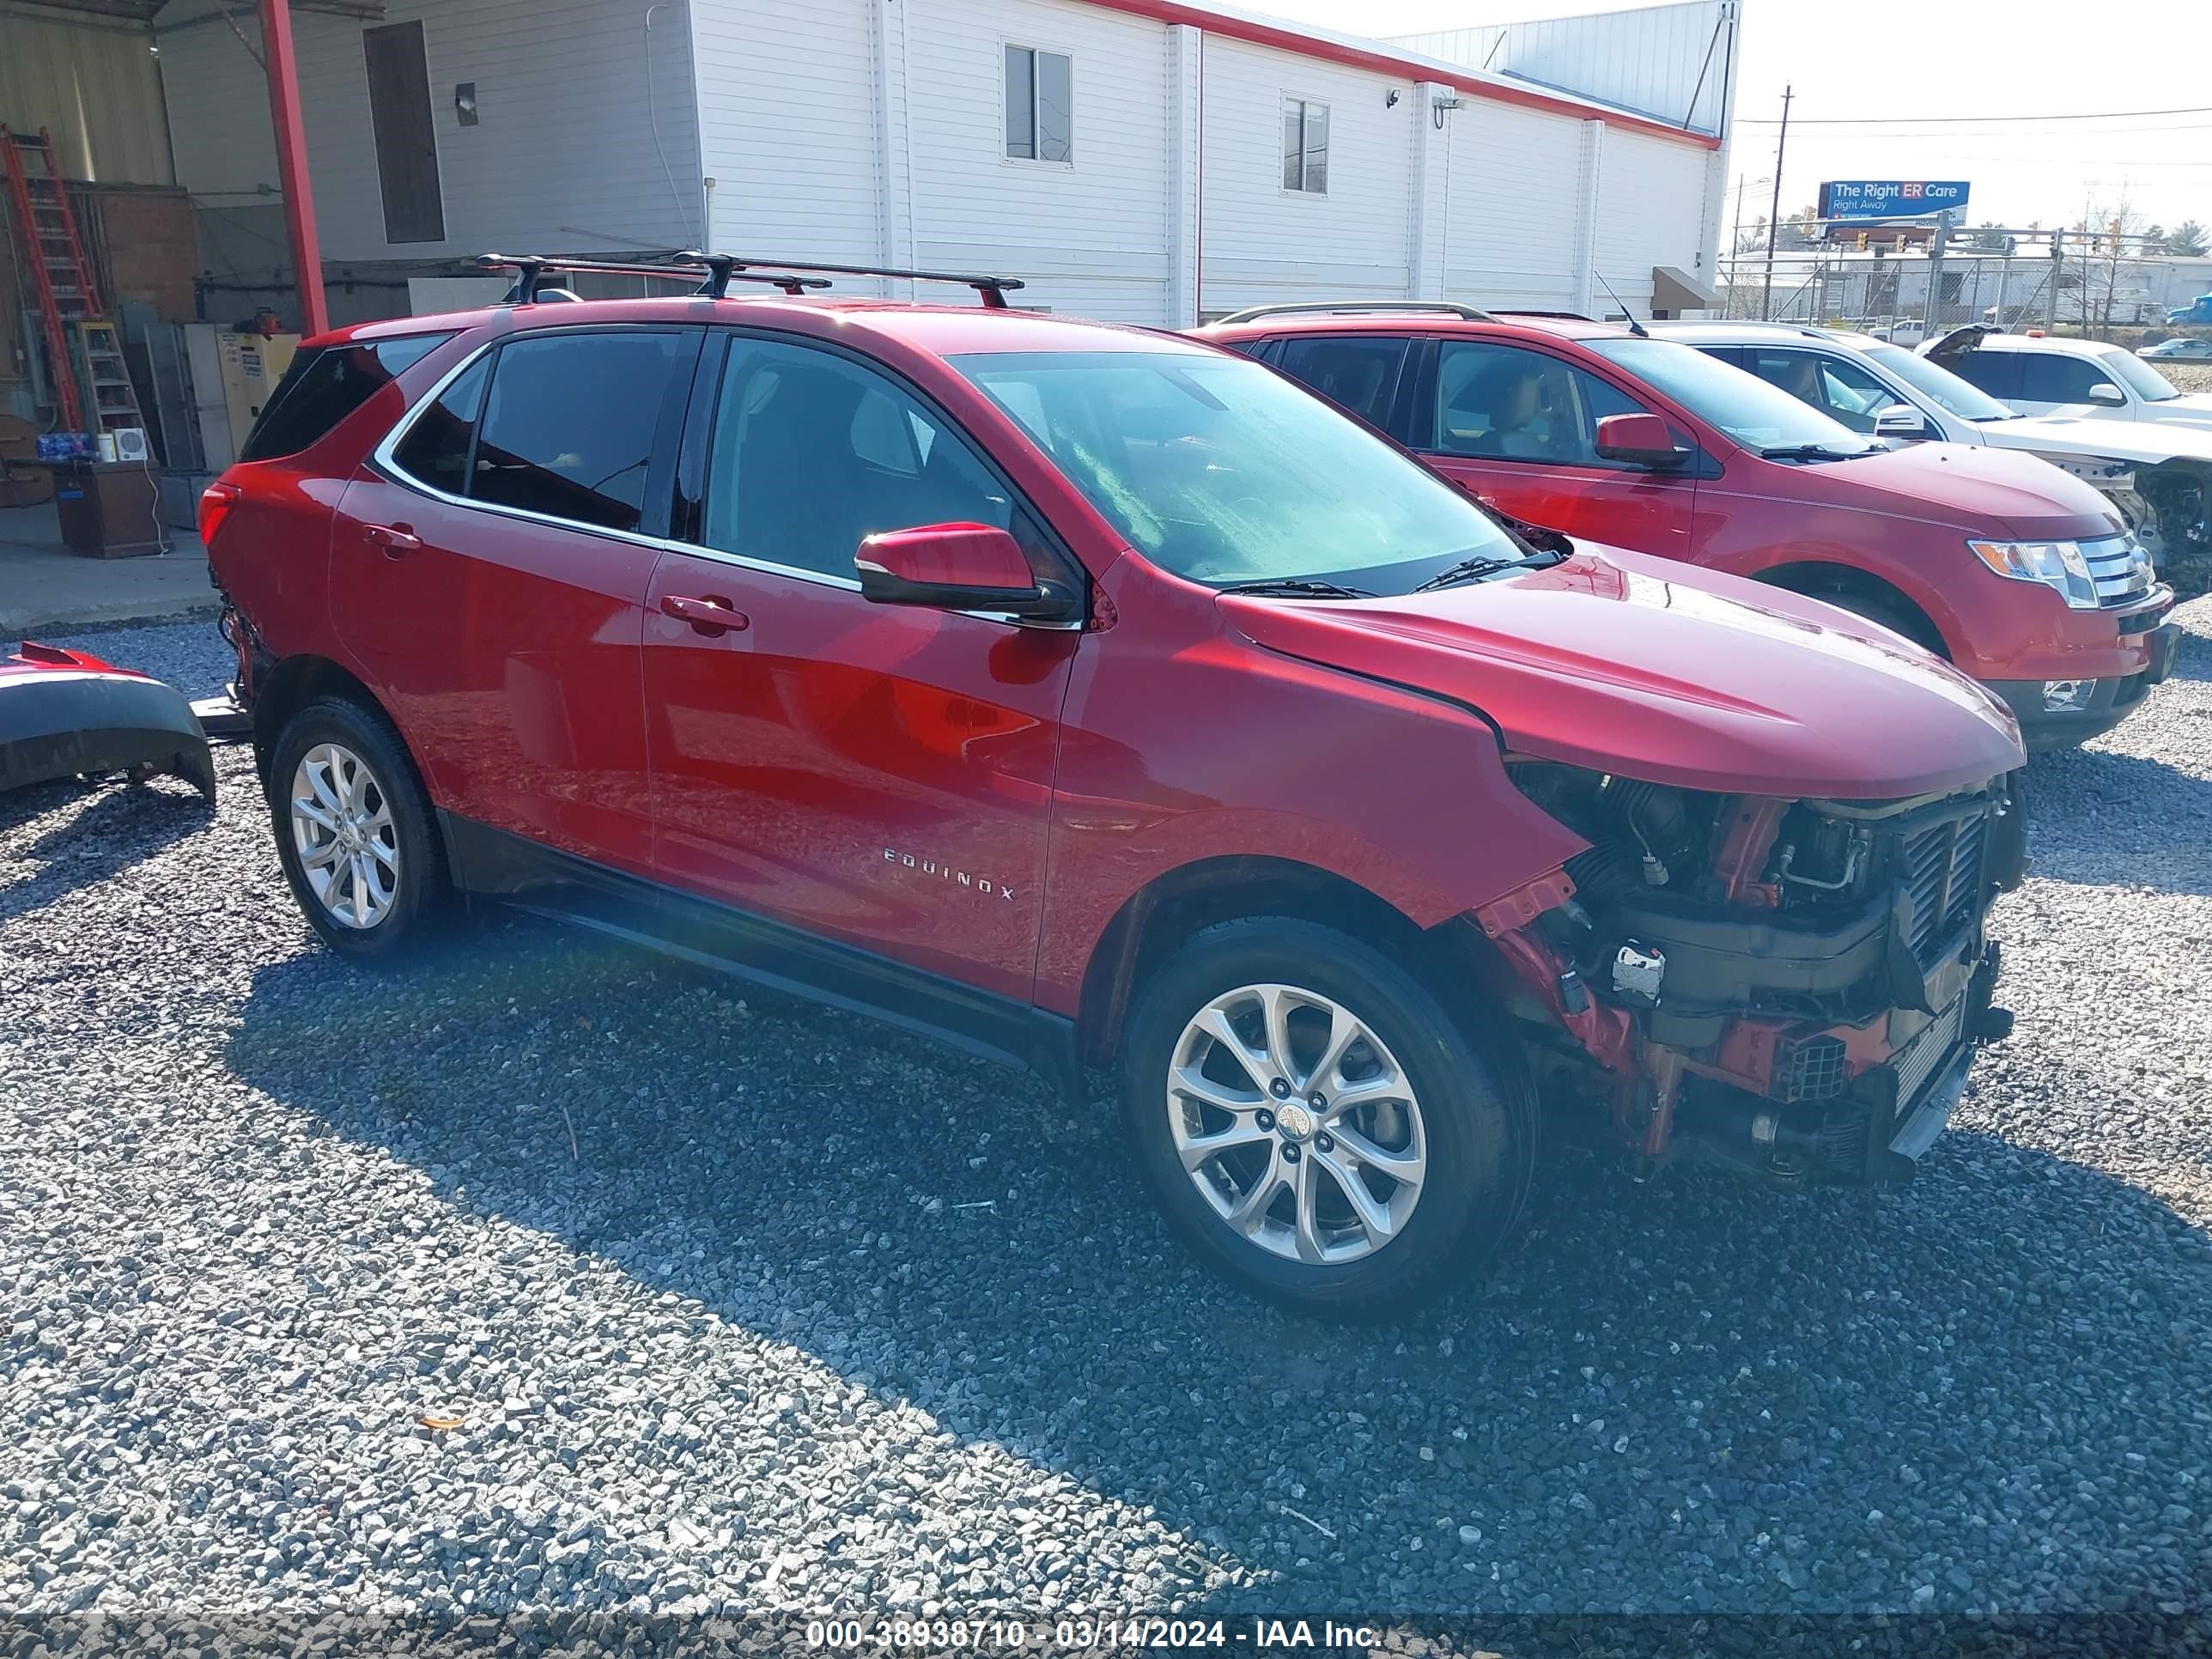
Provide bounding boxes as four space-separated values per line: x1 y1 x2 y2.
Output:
1922 327 2212 428
1653 320 2212 569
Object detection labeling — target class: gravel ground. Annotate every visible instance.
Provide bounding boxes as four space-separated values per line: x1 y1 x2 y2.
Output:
3 606 2212 1638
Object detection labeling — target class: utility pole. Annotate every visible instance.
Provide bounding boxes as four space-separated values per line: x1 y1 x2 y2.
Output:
1760 83 1791 321
2046 234 2063 335
1925 209 1952 334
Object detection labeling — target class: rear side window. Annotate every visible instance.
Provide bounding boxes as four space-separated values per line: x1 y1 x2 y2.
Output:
240 332 451 461
391 356 488 495
1274 335 1410 431
1946 349 2022 401
465 331 690 532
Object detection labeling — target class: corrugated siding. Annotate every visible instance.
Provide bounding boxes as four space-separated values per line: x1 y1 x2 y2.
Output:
692 0 880 270
157 0 702 262
904 0 1170 324
1593 125 1709 314
1198 36 1415 314
1392 0 1732 137
0 14 173 185
1439 101 1584 311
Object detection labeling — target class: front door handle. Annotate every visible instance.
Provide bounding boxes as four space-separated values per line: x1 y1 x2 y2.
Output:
661 593 750 635
362 522 422 556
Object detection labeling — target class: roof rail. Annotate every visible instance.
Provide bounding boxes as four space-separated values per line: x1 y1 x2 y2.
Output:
1206 300 1495 325
1487 309 1595 321
474 252 828 302
715 254 1027 308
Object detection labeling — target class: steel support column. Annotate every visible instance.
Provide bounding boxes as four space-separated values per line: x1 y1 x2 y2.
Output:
258 0 328 336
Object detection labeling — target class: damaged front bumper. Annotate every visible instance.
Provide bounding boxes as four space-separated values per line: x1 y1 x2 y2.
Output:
0 641 216 799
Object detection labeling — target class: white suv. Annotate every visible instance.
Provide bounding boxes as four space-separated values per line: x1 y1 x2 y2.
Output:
1651 321 2212 573
1924 327 2212 427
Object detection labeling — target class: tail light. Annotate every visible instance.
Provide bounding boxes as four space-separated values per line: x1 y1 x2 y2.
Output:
198 480 241 546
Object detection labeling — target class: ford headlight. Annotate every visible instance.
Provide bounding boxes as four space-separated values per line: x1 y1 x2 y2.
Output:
1966 539 2099 610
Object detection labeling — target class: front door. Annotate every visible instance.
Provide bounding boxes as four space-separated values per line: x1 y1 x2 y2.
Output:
1414 337 1698 556
332 325 698 874
643 332 1082 1005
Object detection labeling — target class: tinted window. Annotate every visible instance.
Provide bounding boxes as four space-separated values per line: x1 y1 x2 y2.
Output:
702 340 1015 580
470 331 688 532
1947 349 2023 401
2017 352 2113 404
1429 340 1661 465
1274 335 1409 430
953 349 1524 589
241 332 450 461
391 356 488 495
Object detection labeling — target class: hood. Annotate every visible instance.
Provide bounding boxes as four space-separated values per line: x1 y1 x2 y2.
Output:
1221 546 2025 800
1977 413 2212 469
2136 393 2212 429
1796 441 2123 540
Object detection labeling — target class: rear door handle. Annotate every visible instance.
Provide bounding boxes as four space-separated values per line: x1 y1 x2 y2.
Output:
660 593 750 635
362 522 422 556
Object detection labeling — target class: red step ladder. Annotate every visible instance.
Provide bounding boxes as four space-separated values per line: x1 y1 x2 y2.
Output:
3 125 102 434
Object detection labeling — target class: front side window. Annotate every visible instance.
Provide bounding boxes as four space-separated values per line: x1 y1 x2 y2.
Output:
951 348 1523 590
1584 336 1871 455
1005 46 1073 162
1274 334 1408 429
701 339 1015 581
243 332 450 461
1282 98 1329 193
1428 340 1662 465
2017 352 2114 405
468 331 690 532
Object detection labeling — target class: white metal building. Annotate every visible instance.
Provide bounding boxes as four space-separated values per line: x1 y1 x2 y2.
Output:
146 0 1737 328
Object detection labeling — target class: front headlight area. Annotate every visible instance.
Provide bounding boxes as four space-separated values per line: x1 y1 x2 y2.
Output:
1966 538 2100 609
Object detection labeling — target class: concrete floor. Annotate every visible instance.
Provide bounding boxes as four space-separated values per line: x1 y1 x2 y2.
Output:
0 501 216 636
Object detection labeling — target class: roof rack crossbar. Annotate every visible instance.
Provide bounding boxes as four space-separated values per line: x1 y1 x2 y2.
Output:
721 254 1026 308
1207 300 1495 325
474 252 830 303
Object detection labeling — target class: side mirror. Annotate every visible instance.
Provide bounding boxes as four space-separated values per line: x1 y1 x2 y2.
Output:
856 522 1079 623
1594 411 1688 469
1875 403 1932 441
2086 382 2127 407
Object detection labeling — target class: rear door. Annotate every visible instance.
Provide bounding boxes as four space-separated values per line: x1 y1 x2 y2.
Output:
333 325 699 876
1412 337 1698 556
641 331 1082 1006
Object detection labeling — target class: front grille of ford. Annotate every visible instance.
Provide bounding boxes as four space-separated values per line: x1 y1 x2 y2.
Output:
1900 811 1986 968
2082 535 2153 607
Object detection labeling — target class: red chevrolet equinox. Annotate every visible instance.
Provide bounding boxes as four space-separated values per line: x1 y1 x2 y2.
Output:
204 258 2027 1314
1200 305 2179 750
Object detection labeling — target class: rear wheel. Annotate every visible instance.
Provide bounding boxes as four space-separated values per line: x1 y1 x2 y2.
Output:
1122 917 1528 1316
268 696 445 961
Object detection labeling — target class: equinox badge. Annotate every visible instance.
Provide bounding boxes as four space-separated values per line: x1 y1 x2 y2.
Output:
883 848 1017 902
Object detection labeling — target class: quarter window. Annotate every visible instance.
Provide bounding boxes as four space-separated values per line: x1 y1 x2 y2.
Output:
1006 46 1073 162
1281 98 1329 193
390 355 488 495
1428 340 1660 466
242 332 450 461
700 339 1016 581
1273 335 1409 430
467 331 690 532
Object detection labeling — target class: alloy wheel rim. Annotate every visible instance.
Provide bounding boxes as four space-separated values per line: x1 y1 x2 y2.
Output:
289 742 399 930
1166 982 1427 1266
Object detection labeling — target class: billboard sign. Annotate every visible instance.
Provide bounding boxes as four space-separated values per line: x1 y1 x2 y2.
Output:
1818 180 1971 222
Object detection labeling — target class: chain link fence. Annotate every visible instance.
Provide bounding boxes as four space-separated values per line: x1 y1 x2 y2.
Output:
1711 248 2168 337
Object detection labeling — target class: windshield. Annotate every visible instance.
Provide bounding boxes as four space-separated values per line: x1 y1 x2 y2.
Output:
949 349 1522 589
2097 346 2181 402
1862 343 2016 422
1586 337 1875 455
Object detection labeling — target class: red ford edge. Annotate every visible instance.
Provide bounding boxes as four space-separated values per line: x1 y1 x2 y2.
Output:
203 262 2026 1314
1199 305 2180 751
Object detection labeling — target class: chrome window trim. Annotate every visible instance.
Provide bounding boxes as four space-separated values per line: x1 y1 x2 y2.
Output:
368 333 1073 621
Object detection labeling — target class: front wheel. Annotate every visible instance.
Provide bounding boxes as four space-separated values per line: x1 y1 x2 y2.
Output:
267 696 445 961
1121 917 1529 1316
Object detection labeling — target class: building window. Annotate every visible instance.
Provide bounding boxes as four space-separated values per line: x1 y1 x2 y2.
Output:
1282 98 1328 193
1006 46 1073 163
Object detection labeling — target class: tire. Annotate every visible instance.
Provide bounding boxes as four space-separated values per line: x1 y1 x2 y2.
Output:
1122 916 1529 1317
267 695 446 962
1820 590 1948 659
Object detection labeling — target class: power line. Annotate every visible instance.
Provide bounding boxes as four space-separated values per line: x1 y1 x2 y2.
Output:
1738 103 2212 126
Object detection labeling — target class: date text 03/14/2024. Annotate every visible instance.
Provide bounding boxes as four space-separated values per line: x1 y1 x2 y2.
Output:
802 1619 1381 1651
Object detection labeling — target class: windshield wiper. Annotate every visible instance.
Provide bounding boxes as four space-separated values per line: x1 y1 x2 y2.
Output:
1215 578 1376 599
1759 442 1875 461
1413 549 1561 592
